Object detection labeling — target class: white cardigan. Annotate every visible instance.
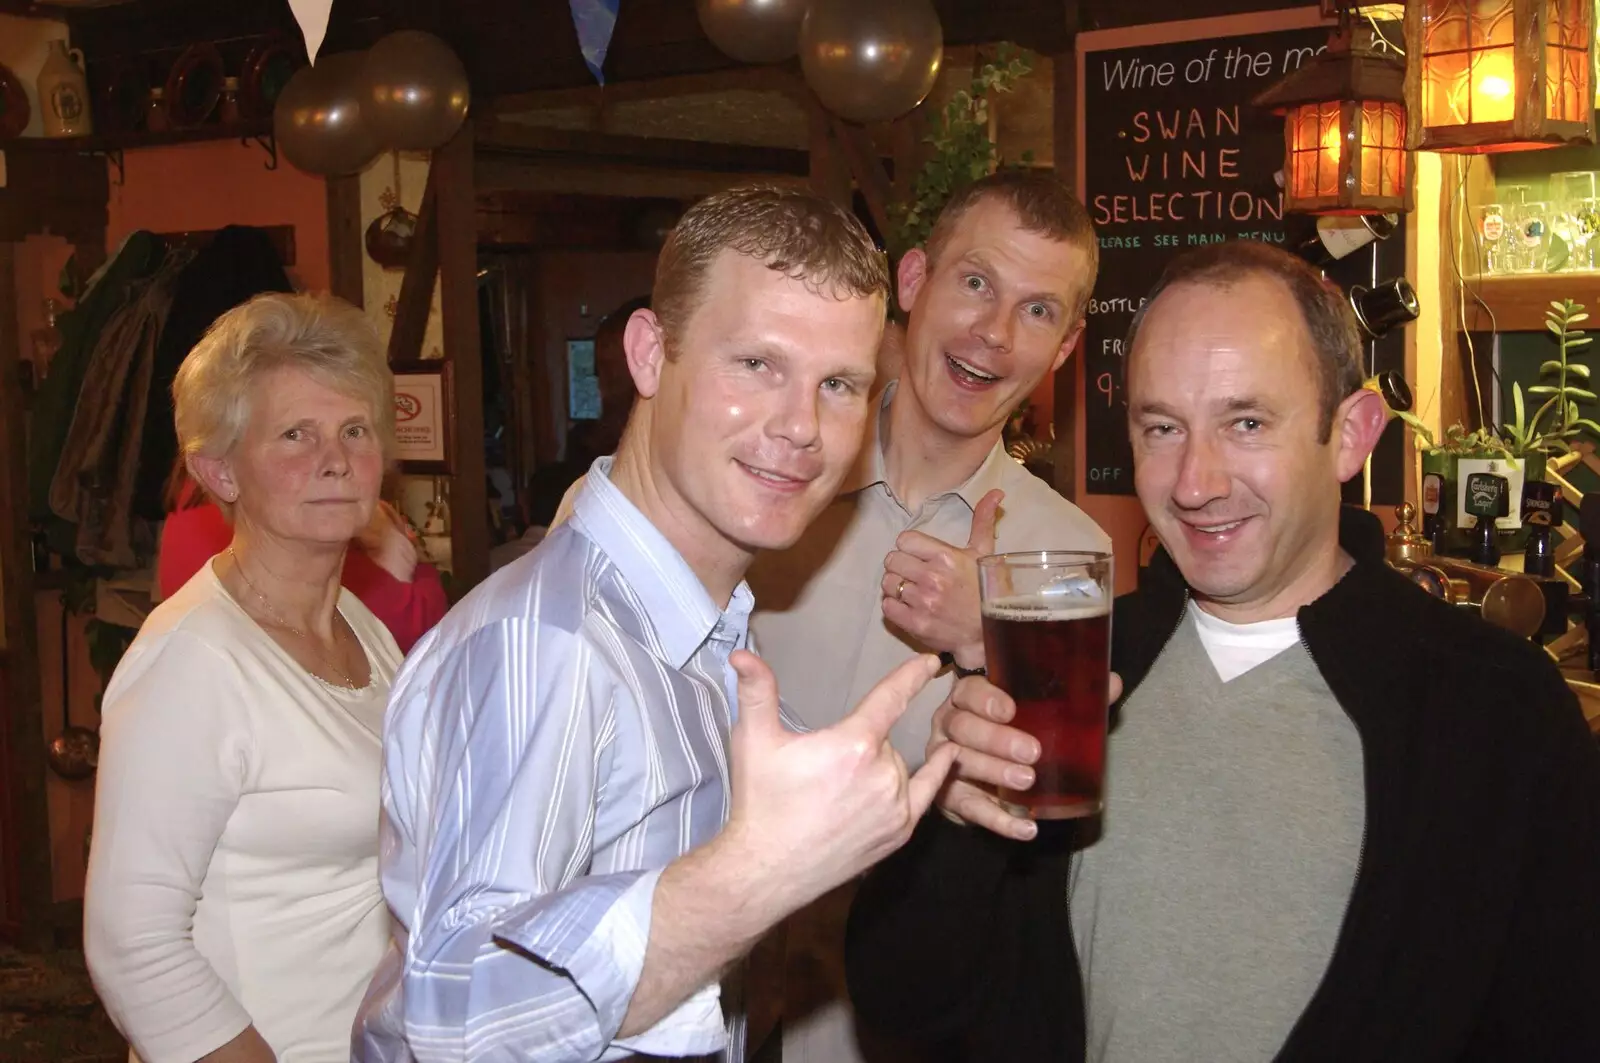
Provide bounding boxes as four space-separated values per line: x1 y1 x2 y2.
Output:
85 562 402 1063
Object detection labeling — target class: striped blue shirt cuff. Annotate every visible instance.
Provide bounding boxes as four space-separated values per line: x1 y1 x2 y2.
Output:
493 868 728 1059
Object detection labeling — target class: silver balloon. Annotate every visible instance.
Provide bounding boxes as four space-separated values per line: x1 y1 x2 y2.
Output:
800 0 944 124
696 0 808 64
364 30 471 151
274 51 383 176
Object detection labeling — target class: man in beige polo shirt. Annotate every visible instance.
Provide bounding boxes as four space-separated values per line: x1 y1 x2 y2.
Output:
745 171 1109 1063
748 171 1108 769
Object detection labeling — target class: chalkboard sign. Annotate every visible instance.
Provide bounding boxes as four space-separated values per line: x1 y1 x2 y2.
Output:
1079 22 1330 495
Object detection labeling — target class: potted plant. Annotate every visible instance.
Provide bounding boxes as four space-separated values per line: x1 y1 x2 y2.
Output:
1400 299 1597 549
1522 298 1600 450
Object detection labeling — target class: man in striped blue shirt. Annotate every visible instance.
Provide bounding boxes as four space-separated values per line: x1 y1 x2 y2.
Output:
356 187 958 1063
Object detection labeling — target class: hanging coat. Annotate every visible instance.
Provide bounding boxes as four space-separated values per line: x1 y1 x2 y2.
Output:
49 248 192 569
29 231 167 557
133 225 293 523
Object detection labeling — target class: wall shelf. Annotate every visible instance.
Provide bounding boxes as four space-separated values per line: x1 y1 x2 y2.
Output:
3 121 271 153
2 124 277 184
1463 273 1600 332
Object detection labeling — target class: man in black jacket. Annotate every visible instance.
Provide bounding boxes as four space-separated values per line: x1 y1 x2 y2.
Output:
845 241 1600 1062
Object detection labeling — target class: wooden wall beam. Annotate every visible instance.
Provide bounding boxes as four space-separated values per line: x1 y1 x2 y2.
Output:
387 170 439 366
0 242 54 951
1052 39 1080 502
436 127 490 591
1437 155 1498 434
480 256 541 500
829 116 895 238
891 116 920 207
807 99 853 208
326 174 365 308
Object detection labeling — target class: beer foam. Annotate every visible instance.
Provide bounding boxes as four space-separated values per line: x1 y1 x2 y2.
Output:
983 594 1109 622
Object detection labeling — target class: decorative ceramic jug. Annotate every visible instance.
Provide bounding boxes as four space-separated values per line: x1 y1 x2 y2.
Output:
37 40 91 137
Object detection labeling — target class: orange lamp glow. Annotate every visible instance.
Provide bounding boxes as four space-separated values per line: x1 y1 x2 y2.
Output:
1406 0 1595 153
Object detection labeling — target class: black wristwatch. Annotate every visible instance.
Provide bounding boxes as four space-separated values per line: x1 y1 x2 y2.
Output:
938 651 986 679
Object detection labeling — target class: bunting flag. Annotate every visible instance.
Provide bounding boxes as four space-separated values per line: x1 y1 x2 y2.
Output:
288 0 334 64
569 0 621 85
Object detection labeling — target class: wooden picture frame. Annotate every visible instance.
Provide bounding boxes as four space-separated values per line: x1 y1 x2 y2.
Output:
391 359 453 473
566 337 601 421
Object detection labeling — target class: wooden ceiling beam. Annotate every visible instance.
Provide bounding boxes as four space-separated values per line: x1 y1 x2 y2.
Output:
1079 0 1290 30
488 65 807 116
43 0 393 60
456 0 1083 98
476 191 677 249
477 157 807 201
39 0 1296 105
476 116 809 176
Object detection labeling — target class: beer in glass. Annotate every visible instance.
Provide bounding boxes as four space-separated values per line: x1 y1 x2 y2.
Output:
977 551 1112 819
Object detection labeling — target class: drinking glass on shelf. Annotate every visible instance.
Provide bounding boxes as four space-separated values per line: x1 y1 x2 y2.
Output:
1511 200 1550 273
1550 170 1597 205
1476 202 1509 275
1548 172 1597 271
1576 198 1600 272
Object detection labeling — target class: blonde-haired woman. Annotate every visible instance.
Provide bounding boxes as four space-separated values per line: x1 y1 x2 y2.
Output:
85 292 401 1063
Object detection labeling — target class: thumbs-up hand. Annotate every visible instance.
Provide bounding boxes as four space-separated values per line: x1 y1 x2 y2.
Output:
719 650 958 918
881 488 1003 671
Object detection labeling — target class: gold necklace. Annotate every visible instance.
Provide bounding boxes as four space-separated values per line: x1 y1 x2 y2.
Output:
228 547 361 690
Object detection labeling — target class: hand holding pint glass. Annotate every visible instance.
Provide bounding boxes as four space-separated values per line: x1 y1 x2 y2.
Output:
978 551 1113 820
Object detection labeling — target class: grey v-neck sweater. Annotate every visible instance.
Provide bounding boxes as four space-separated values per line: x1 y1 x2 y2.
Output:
1069 613 1365 1062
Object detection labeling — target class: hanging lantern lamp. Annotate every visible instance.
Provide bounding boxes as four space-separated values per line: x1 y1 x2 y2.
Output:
1404 0 1595 153
1254 14 1412 215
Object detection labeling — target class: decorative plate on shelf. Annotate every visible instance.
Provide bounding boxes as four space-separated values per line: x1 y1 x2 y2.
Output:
164 42 225 128
97 60 148 135
240 38 301 124
0 62 30 140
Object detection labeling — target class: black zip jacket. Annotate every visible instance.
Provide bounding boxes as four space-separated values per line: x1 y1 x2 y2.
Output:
845 507 1600 1062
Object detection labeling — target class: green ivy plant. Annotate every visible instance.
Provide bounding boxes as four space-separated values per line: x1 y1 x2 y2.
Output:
888 43 1035 259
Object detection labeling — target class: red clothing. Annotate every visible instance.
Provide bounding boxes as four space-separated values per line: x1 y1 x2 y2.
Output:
156 500 448 654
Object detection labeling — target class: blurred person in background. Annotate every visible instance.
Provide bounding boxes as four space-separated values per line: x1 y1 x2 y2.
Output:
157 457 446 654
527 295 651 528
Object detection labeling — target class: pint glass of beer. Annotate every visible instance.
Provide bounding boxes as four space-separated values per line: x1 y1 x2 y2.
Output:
977 551 1113 819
